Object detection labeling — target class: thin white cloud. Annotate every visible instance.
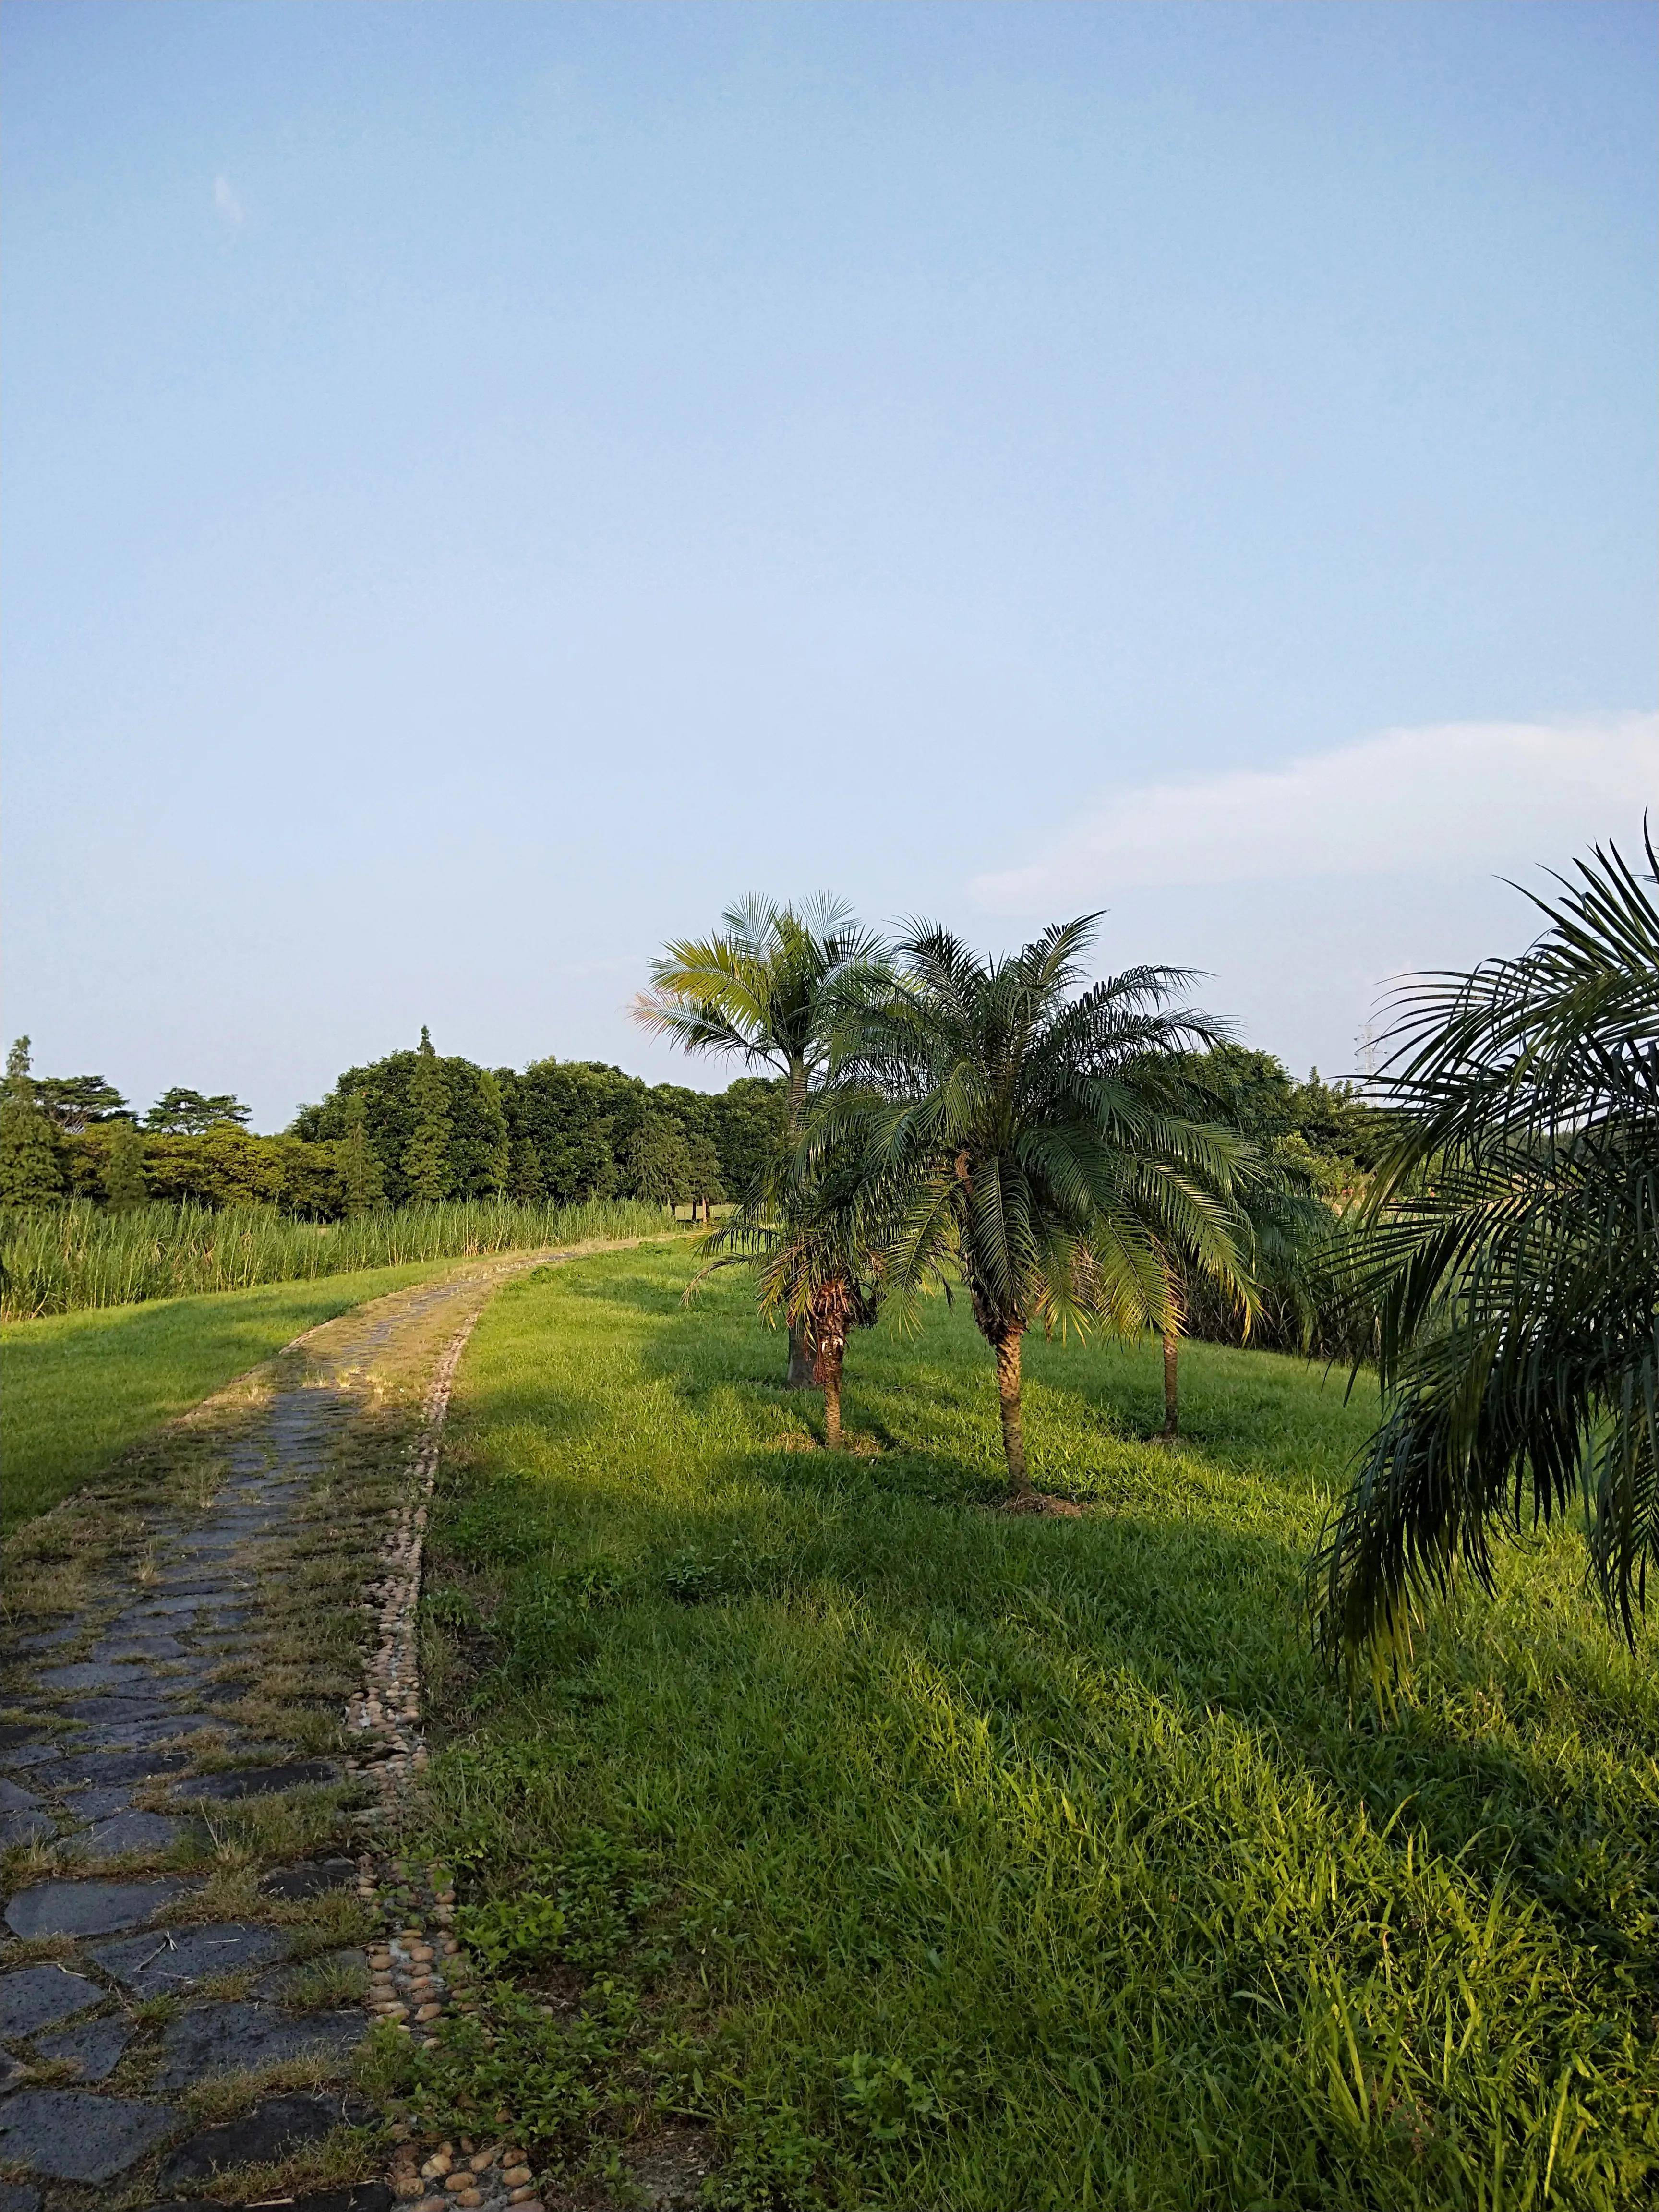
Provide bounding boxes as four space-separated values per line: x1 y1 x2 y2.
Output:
973 711 1658 910
212 174 245 228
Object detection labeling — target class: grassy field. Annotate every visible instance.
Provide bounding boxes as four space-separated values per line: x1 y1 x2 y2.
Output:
410 1243 1659 2211
0 1260 457 1529
0 1194 668 1318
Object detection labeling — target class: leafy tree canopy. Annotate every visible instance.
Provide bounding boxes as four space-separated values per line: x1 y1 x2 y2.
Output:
36 1074 130 1130
144 1087 251 1134
1314 833 1659 1664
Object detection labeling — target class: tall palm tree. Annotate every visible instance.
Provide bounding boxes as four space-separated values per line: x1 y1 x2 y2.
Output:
634 895 883 1383
832 917 1257 1503
1312 833 1659 1665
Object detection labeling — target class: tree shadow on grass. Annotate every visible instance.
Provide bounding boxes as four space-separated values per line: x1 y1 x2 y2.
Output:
485 1258 1657 1978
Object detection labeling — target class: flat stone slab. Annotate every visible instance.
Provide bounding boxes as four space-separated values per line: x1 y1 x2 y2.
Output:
55 1695 168 1723
32 2014 132 2080
0 2085 177 2180
33 1748 194 1791
260 1857 357 1901
90 1922 284 1996
4 1877 189 1939
77 1808 189 1860
0 1744 58 1772
71 1714 235 1752
0 2179 42 2212
122 1593 241 1618
156 2090 356 2188
0 1781 43 1816
63 1784 134 1819
178 1760 336 1802
156 2000 365 2088
0 1967 104 2038
36 1661 155 1694
88 1635 188 1661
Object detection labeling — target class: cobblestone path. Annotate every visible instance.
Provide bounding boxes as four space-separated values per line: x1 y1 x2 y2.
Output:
0 1257 573 2212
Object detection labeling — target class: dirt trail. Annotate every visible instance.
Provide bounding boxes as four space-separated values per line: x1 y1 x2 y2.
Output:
0 1241 648 2212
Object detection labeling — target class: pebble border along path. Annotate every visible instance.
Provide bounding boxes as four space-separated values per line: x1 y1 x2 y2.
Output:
1 1245 655 2212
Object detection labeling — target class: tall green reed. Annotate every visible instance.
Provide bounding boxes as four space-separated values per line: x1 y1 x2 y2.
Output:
0 1197 670 1321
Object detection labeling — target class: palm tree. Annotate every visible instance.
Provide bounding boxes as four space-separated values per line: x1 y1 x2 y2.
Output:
634 895 883 1384
833 917 1257 1503
691 1132 883 1450
1312 833 1659 1665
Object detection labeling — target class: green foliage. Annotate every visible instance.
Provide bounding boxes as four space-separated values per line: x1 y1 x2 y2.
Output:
621 1113 695 1204
64 1122 347 1216
35 1073 128 1130
0 1038 64 1207
1315 833 1659 1663
294 1028 494 1206
705 1076 787 1204
402 1036 455 1202
338 1092 386 1216
0 1196 670 1319
143 1084 251 1132
411 1244 1659 2212
479 1070 511 1197
831 919 1256 1492
1174 1041 1391 1176
635 893 884 1130
100 1118 149 1210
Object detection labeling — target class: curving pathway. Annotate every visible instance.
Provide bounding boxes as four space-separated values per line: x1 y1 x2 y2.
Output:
0 1248 612 2212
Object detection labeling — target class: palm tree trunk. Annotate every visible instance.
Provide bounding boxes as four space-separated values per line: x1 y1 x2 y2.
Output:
1161 1328 1179 1439
786 1319 816 1388
781 1051 813 1385
995 1327 1030 1497
823 1349 844 1450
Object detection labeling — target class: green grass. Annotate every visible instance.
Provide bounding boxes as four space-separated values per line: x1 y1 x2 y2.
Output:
415 1244 1659 2210
0 1194 669 1318
0 1261 456 1528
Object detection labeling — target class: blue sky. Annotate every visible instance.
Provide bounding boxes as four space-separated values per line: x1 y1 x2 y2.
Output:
5 0 1654 1127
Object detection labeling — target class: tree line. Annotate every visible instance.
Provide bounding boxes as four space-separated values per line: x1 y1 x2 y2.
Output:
0 1030 788 1219
0 1020 1383 1229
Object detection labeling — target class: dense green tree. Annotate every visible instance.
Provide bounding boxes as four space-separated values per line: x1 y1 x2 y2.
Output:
620 1115 694 1205
1314 835 1659 1665
706 1076 788 1200
339 1092 387 1216
685 1131 725 1222
0 1039 64 1206
834 919 1257 1502
1292 1067 1389 1169
505 1060 636 1203
293 1027 500 1204
36 1075 129 1130
144 1087 251 1133
636 895 883 1381
510 1135 545 1204
479 1071 512 1197
402 1035 454 1203
100 1118 149 1209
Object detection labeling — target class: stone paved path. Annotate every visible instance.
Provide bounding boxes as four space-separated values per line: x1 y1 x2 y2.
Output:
0 1257 577 2212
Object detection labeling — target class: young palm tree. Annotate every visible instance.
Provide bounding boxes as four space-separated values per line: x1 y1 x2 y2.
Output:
833 917 1257 1503
1313 833 1659 1664
692 1134 883 1449
634 895 883 1384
